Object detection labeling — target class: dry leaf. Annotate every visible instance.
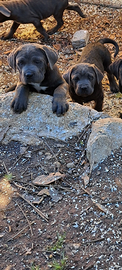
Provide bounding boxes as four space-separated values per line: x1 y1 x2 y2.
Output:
38 188 50 196
33 172 65 186
92 199 114 217
115 177 122 189
81 174 90 186
53 44 61 51
0 178 14 210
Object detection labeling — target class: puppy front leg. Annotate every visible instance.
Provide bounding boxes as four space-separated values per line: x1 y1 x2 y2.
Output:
107 73 119 93
11 83 30 113
1 22 20 40
94 84 104 112
52 83 69 116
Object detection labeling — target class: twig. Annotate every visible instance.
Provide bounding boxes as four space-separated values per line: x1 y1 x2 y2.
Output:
7 222 34 242
40 137 57 162
13 182 28 190
18 193 48 222
15 200 33 236
80 186 92 196
2 161 9 174
12 146 29 168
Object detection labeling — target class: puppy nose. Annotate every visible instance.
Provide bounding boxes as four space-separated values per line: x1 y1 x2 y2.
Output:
81 86 87 91
25 71 33 79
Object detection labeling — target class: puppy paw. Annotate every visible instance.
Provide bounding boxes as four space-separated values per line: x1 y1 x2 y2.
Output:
11 97 27 113
52 98 69 116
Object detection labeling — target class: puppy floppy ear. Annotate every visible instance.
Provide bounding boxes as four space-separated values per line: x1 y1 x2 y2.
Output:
41 45 58 70
91 64 104 84
109 59 122 79
63 67 73 85
7 48 21 72
0 5 11 17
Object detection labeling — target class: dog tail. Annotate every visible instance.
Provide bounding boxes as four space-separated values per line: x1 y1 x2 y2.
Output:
98 38 119 57
66 4 86 18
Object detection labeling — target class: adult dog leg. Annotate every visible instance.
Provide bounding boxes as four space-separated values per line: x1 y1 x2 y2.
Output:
33 20 49 40
11 83 30 113
47 12 64 35
1 22 20 40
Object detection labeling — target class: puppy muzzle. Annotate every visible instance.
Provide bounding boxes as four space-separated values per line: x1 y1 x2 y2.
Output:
75 85 94 97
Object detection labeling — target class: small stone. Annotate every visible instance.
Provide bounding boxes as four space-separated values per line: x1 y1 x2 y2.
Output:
67 162 74 168
71 30 89 49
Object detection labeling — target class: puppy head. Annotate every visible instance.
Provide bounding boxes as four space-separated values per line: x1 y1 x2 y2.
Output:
7 44 58 84
109 59 122 84
0 5 11 21
63 63 104 97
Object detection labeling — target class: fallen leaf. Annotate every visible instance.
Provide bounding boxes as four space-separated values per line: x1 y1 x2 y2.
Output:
38 188 50 196
92 199 114 217
53 44 61 51
33 172 65 186
81 174 90 186
115 177 122 189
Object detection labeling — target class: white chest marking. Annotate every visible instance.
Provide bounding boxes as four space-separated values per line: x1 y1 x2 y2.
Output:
29 83 48 92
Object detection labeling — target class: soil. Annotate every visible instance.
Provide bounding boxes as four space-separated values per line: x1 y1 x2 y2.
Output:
0 1 122 270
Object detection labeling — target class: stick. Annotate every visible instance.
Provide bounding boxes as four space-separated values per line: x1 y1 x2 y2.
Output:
18 193 48 222
15 200 33 236
3 161 9 174
7 222 34 242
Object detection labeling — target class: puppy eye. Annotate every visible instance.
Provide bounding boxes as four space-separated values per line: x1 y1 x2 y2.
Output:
88 74 94 80
72 75 79 81
18 59 25 66
33 59 40 64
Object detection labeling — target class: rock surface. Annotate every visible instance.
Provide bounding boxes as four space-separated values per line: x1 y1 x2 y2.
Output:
0 92 105 145
87 118 122 170
0 92 122 170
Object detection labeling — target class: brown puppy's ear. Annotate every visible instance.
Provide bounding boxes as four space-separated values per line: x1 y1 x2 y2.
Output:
41 46 58 70
63 67 74 85
109 59 122 79
91 64 104 84
7 48 21 72
0 5 11 17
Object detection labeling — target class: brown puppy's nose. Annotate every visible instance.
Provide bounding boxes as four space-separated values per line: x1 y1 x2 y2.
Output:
25 71 33 79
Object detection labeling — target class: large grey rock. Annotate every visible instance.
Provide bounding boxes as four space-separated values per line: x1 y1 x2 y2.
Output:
87 118 122 171
0 92 105 145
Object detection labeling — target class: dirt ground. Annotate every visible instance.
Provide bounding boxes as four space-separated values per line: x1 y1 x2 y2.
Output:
0 1 122 270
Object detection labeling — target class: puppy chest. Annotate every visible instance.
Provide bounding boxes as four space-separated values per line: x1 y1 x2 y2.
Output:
29 83 48 92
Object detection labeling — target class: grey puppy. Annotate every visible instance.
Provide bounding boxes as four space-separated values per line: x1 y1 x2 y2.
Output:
109 59 122 93
7 43 69 116
63 38 119 111
0 0 85 40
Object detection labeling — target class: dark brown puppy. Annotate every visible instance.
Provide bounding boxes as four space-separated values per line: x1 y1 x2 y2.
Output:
7 43 69 116
109 59 122 93
63 38 119 111
0 0 85 40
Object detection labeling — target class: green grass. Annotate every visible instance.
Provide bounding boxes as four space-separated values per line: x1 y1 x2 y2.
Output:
48 233 66 252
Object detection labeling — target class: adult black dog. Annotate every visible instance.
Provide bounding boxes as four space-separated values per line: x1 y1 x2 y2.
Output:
109 59 122 93
6 43 69 116
63 38 119 112
0 0 85 40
